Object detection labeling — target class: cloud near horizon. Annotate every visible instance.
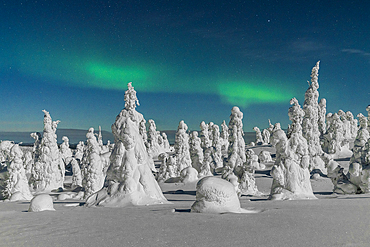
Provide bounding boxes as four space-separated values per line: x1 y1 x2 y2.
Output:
342 48 370 57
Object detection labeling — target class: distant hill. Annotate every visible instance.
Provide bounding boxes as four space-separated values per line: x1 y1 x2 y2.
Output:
0 129 256 146
0 129 114 145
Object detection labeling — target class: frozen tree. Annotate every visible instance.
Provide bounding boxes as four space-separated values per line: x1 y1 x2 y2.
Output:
338 110 351 140
198 121 223 173
157 153 170 182
246 149 264 170
29 110 64 192
158 134 164 150
262 128 270 145
156 153 178 183
208 122 214 143
269 99 316 200
258 150 272 164
70 158 82 190
161 133 171 152
325 110 370 194
85 82 168 207
318 98 327 137
139 119 148 146
211 124 223 172
147 119 159 148
167 156 177 178
367 106 370 132
230 107 246 163
322 113 352 158
82 128 105 199
235 149 262 195
2 144 33 201
325 113 333 134
302 61 325 173
0 141 14 169
268 119 275 134
60 136 73 169
350 113 370 165
220 120 229 157
347 163 363 189
74 141 85 161
198 148 214 178
237 166 259 195
222 107 259 195
287 97 304 140
324 157 359 194
173 120 192 176
327 113 344 154
338 111 353 157
147 119 165 158
189 131 203 173
199 121 211 150
30 132 42 163
97 126 103 147
346 111 358 139
227 107 246 168
23 151 33 180
359 139 370 192
253 126 264 144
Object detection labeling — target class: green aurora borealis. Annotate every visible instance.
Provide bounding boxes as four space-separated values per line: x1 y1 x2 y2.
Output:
13 44 297 107
85 62 295 107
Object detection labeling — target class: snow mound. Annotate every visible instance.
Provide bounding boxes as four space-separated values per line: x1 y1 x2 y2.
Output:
191 177 260 214
28 194 55 212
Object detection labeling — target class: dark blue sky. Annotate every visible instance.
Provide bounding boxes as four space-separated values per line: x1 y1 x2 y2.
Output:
1 0 369 133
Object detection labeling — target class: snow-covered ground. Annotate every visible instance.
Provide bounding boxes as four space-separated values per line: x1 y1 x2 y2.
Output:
1 144 369 247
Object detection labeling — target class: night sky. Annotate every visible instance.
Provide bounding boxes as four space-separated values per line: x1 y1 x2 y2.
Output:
1 0 369 134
